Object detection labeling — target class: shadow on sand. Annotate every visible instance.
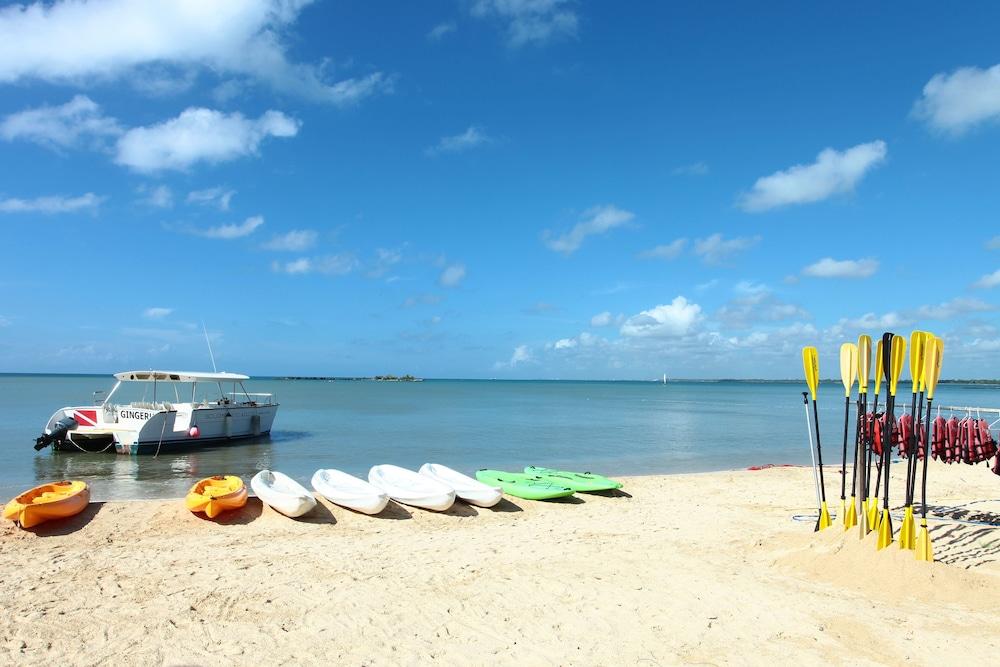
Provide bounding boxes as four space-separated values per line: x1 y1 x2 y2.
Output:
25 501 104 536
196 497 264 525
487 498 523 513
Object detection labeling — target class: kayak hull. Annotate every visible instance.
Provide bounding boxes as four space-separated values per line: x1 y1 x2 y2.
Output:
368 464 455 512
311 469 389 515
185 475 248 519
3 480 90 529
419 463 502 507
524 466 622 492
251 470 316 518
475 470 574 500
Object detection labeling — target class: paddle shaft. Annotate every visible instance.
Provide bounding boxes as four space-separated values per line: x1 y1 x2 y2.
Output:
865 391 880 500
812 397 827 502
905 390 924 506
850 395 862 498
920 397 934 519
840 395 850 501
882 393 896 510
802 392 822 516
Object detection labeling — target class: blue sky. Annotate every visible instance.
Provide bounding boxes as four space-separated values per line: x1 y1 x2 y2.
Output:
1 1 999 379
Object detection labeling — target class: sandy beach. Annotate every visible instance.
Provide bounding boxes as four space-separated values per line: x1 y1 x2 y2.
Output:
3 463 1000 666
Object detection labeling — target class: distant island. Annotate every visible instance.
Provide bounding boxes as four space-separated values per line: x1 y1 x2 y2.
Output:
280 375 423 382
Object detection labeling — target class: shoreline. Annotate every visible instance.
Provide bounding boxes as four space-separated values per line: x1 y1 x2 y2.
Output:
3 465 999 664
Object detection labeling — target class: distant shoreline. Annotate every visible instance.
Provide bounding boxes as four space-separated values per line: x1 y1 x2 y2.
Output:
1 373 999 385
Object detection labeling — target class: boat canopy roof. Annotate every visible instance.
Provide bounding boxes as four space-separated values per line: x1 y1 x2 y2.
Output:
113 370 251 383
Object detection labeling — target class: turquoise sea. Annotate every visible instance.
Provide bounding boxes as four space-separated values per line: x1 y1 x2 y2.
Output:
2 374 998 500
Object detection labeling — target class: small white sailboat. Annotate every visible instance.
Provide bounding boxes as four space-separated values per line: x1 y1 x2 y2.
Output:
250 470 316 518
419 463 502 508
311 469 389 515
368 464 455 512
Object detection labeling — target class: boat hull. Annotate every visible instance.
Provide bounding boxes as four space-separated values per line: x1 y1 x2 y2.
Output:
48 404 278 455
3 481 90 529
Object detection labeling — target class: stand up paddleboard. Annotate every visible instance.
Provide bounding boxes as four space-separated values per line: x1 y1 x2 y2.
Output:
475 470 574 500
524 466 622 492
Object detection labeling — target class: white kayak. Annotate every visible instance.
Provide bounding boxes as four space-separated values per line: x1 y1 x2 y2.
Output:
419 463 502 508
311 469 389 515
368 464 455 512
250 470 317 518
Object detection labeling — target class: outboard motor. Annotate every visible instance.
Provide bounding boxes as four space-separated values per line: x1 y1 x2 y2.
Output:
34 416 78 451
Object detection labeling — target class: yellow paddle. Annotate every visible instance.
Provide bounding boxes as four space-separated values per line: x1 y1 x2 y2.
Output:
856 335 872 538
877 333 906 551
899 331 928 550
802 346 831 530
867 337 885 532
839 343 858 530
916 336 943 562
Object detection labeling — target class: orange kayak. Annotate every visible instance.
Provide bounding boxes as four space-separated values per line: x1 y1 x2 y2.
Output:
185 475 247 518
3 480 90 529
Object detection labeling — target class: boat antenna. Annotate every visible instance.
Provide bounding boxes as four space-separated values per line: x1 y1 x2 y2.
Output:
203 321 218 372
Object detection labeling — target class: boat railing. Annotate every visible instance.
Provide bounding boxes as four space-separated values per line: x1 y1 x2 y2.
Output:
226 392 275 406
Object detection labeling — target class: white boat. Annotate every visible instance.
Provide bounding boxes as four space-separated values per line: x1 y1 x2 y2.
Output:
311 469 389 515
419 463 502 508
368 464 455 512
34 370 278 455
251 470 316 518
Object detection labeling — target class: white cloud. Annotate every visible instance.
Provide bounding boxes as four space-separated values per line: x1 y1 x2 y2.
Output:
0 95 121 150
914 64 1000 134
143 307 172 319
115 108 299 172
0 315 10 327
638 239 687 261
988 236 1000 250
544 204 635 255
620 297 702 338
0 1 392 105
553 338 577 350
802 257 879 279
0 192 104 214
402 293 443 308
427 21 457 40
715 282 808 329
591 311 613 327
426 126 492 156
271 253 358 276
368 248 403 279
913 297 995 319
186 187 236 211
973 269 1000 289
189 215 264 240
834 311 908 331
672 161 709 176
261 229 316 252
495 344 533 369
471 0 577 47
739 140 887 212
137 184 173 209
439 263 467 287
692 233 760 265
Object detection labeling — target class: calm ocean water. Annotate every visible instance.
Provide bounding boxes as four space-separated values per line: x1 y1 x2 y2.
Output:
2 374 998 501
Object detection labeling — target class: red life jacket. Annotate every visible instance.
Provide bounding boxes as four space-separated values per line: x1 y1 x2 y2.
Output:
932 416 947 460
945 417 961 464
972 418 998 464
872 413 884 456
897 414 913 457
915 418 927 460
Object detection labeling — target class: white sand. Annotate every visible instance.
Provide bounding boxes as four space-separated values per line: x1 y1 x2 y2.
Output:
2 463 1000 665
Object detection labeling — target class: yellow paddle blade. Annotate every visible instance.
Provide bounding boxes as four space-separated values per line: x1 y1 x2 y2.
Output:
909 331 927 395
802 346 819 401
888 334 906 397
873 338 884 396
915 520 934 562
876 509 893 550
899 506 916 550
844 496 857 530
923 336 944 400
840 343 858 397
818 501 832 531
866 499 879 533
857 335 872 394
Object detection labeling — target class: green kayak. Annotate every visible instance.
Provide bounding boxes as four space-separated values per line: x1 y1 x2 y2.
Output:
524 466 623 492
475 470 575 500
